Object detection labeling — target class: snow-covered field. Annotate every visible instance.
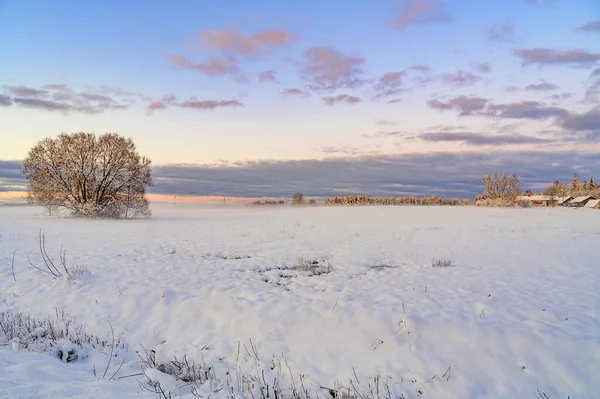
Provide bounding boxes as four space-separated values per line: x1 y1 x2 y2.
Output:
1 204 599 398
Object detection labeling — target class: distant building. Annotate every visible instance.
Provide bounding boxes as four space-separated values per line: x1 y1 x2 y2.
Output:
584 199 600 209
557 196 574 206
516 195 559 207
568 196 597 207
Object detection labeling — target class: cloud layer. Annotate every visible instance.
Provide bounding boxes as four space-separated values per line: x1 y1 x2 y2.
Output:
427 95 572 120
4 148 600 198
146 150 600 198
1 84 133 114
417 132 551 146
514 48 600 66
0 84 242 115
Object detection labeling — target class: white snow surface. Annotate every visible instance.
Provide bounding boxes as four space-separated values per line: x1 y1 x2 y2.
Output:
1 204 599 398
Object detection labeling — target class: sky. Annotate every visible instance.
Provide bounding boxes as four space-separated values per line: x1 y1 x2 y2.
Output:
1 0 600 198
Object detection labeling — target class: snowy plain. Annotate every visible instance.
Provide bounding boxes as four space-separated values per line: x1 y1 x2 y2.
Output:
0 203 599 398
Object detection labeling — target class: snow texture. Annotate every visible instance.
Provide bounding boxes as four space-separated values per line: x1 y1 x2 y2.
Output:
1 203 599 398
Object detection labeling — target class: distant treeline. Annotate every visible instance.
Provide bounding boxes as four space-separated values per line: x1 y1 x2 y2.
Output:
538 175 599 198
322 195 473 206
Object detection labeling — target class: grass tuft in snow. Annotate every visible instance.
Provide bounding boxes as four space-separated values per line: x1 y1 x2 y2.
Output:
0 309 91 363
135 340 406 399
0 309 87 346
69 264 92 280
0 309 128 374
431 258 454 268
369 264 400 270
292 257 333 275
217 253 251 260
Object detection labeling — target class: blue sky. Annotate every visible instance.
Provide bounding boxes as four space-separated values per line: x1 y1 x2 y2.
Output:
1 0 599 197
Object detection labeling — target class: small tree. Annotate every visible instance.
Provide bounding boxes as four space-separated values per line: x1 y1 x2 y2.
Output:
543 181 559 199
481 172 522 200
556 182 570 198
22 132 152 218
292 192 305 205
572 173 580 193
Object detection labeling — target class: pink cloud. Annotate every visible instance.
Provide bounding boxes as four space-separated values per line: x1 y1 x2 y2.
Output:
372 66 434 100
199 28 296 57
3 85 48 98
253 30 297 45
487 23 515 42
179 98 243 110
166 54 247 82
281 88 308 98
390 0 449 30
524 82 559 91
299 46 366 91
374 119 398 126
322 94 362 106
427 96 489 116
145 101 168 115
145 95 243 113
373 71 404 99
576 21 600 32
474 62 492 73
440 70 481 87
258 70 279 83
408 64 432 72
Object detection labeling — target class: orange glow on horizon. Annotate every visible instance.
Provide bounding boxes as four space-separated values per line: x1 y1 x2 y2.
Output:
0 191 257 204
144 194 256 204
0 191 26 200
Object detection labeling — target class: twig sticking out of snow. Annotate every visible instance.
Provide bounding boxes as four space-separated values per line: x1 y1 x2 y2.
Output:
6 250 16 282
27 230 72 279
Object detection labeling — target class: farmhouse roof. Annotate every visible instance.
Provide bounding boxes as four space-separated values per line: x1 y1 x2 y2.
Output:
571 195 596 204
584 199 600 208
516 195 555 201
558 196 574 205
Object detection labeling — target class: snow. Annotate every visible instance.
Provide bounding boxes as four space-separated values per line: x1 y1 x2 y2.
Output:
144 367 178 395
1 203 599 398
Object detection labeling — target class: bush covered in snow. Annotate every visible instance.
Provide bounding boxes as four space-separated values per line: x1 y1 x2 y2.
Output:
475 198 515 207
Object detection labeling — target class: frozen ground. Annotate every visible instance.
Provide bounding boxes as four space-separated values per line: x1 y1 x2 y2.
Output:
0 203 599 398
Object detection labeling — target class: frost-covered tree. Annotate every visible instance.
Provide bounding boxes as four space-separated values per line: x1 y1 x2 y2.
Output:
481 172 522 200
22 133 152 218
544 181 569 199
292 192 305 205
572 174 580 193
